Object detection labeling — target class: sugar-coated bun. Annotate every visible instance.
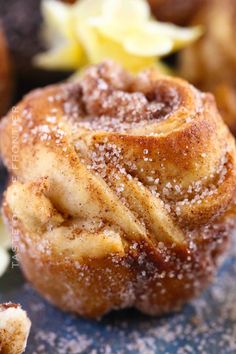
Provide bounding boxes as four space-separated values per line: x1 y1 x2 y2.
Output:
179 0 236 135
1 61 236 318
0 303 31 354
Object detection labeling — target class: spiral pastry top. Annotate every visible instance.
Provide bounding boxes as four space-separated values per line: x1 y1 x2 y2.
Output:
179 0 236 134
0 27 11 116
1 61 236 317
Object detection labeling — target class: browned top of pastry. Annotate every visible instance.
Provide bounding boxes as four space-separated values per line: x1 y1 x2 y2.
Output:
1 61 236 261
0 303 31 354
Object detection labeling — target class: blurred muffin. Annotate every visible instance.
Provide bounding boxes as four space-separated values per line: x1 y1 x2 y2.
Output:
179 0 236 134
0 0 42 76
0 0 71 93
148 0 204 25
0 303 31 354
0 27 11 116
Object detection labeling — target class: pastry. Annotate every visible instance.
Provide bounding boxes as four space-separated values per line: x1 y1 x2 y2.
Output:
0 303 31 354
1 61 236 318
147 0 204 25
0 27 11 116
0 0 43 79
179 0 236 134
0 0 71 91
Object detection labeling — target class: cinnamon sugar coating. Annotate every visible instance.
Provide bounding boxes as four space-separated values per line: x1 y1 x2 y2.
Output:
1 61 236 318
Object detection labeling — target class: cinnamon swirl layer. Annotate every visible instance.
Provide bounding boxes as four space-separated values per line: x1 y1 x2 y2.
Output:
1 61 236 318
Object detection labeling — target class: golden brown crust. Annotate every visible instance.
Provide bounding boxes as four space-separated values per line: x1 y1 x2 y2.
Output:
0 303 31 354
1 61 236 318
0 27 11 117
179 0 236 134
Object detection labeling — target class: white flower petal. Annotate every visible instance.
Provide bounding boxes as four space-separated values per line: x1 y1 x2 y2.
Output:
0 247 10 278
42 0 71 25
73 0 104 20
145 22 203 48
101 0 150 27
42 0 73 40
90 10 201 57
89 19 129 43
124 32 173 57
36 0 202 73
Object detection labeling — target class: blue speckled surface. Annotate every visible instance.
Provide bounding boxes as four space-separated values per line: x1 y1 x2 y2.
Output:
0 173 236 354
0 242 235 353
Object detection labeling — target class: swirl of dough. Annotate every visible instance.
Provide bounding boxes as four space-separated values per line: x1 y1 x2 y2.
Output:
1 61 236 318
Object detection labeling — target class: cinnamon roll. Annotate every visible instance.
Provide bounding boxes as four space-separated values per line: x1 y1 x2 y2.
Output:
0 27 11 116
0 303 31 354
179 0 236 134
1 61 236 318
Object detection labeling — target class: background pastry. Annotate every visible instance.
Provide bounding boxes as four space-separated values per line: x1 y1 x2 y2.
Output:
1 61 236 318
0 27 11 116
179 0 236 134
0 0 71 95
0 303 31 354
147 0 204 25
